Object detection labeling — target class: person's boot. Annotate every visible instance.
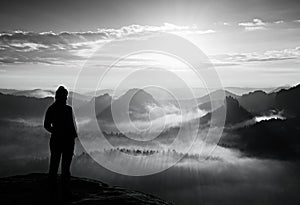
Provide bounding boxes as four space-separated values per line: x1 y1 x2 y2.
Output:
47 174 58 201
61 174 72 202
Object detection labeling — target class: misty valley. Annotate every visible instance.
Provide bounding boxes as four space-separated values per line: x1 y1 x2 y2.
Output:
0 84 299 205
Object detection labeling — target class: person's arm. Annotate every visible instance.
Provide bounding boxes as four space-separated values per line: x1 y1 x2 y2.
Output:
44 107 53 133
70 107 78 138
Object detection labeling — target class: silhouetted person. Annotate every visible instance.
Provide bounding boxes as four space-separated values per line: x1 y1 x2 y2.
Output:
44 86 77 199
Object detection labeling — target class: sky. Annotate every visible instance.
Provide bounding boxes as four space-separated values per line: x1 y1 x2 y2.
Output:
0 0 300 90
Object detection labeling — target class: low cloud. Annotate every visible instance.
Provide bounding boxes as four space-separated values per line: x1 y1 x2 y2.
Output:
274 20 284 24
101 103 206 135
213 47 300 63
237 18 300 31
238 18 267 31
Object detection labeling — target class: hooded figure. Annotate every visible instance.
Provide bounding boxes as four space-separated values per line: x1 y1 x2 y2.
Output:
44 86 78 197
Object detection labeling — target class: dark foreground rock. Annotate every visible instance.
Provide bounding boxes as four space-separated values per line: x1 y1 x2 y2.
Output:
0 173 172 205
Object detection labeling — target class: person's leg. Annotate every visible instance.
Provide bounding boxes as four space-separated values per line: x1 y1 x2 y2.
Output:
48 137 62 199
61 139 74 197
61 152 73 182
48 138 62 182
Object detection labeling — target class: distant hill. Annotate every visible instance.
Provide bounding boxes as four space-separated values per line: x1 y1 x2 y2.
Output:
0 173 172 205
201 96 253 126
225 87 276 95
236 84 300 116
218 85 300 160
68 91 91 103
197 89 238 104
0 88 90 109
202 84 300 127
0 88 20 95
97 89 160 123
196 89 238 113
198 101 218 112
220 117 300 160
269 84 290 93
237 90 276 115
224 97 253 125
275 84 300 117
0 93 53 119
0 89 159 123
11 89 54 98
1 84 299 126
76 93 112 117
0 92 90 120
85 89 115 97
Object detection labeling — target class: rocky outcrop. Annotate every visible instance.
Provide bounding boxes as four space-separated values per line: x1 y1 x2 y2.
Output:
0 173 172 205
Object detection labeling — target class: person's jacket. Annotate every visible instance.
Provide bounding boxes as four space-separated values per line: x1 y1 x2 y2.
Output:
44 101 78 139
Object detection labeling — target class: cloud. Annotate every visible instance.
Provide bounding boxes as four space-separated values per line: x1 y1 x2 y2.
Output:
236 19 300 31
98 23 214 36
274 20 284 24
214 47 300 63
244 26 266 31
238 18 267 31
0 56 64 65
0 24 214 65
6 42 49 52
239 18 266 27
213 62 240 67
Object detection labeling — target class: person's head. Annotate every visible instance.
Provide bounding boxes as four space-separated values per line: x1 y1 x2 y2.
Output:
55 86 68 102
